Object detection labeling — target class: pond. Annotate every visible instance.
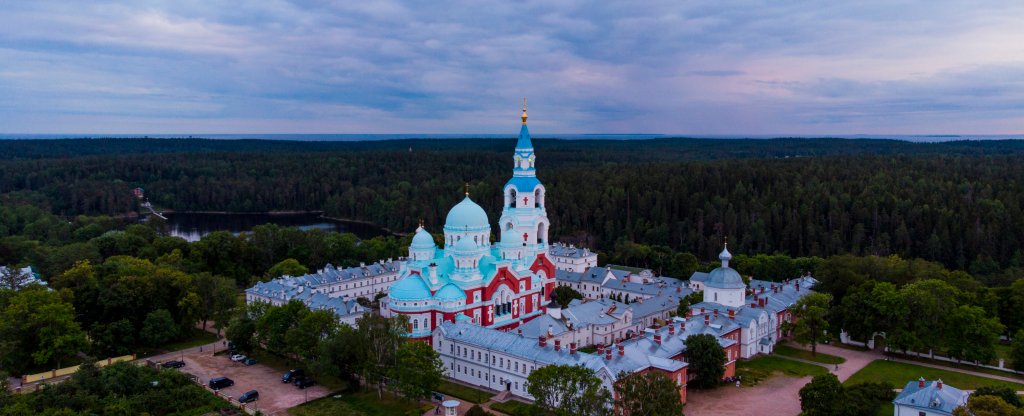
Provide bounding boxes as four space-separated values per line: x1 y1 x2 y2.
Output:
157 212 391 242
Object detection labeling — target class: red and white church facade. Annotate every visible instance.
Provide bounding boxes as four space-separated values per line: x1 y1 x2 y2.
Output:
381 105 557 340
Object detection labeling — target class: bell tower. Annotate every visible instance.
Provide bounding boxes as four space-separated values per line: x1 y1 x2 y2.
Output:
499 99 549 260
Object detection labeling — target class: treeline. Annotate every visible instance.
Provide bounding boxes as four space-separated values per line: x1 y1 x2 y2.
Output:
0 204 409 375
0 360 228 416
3 138 1023 272
816 254 1024 365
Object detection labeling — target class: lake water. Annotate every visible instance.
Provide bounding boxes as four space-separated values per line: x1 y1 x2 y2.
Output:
160 212 391 242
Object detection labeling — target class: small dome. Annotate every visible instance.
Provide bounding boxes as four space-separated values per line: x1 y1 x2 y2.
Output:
434 283 466 301
500 228 520 247
411 226 435 249
454 237 477 252
389 276 433 301
445 196 490 230
705 266 745 289
719 246 732 261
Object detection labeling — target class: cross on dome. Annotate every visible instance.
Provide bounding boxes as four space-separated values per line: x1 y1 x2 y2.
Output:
521 97 528 124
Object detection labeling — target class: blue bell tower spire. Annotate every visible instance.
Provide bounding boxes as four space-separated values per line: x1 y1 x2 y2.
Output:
499 99 549 258
513 98 536 178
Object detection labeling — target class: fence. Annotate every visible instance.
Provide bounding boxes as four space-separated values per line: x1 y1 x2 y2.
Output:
20 354 137 385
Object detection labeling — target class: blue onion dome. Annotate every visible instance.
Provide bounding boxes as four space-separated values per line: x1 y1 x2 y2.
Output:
434 283 466 302
445 196 490 230
719 246 733 262
411 226 435 248
454 237 477 253
389 276 433 301
501 228 520 247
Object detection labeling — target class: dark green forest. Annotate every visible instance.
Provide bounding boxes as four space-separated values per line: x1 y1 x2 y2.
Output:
2 137 1022 271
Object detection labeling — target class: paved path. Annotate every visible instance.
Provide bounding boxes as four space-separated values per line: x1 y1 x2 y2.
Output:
795 343 878 382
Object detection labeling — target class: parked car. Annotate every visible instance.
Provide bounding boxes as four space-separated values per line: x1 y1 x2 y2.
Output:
230 354 247 362
161 360 185 369
209 377 234 390
243 357 257 366
294 377 315 389
282 369 305 383
238 390 259 403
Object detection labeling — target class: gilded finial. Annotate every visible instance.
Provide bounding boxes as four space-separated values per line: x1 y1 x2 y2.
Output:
419 218 424 228
521 97 528 124
465 183 470 196
724 236 728 247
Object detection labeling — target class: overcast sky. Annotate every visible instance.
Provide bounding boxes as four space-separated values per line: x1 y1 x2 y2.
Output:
1 1 1022 135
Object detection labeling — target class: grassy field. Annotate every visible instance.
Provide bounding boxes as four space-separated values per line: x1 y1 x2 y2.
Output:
736 355 828 386
774 345 846 365
490 400 534 415
845 360 1024 390
435 379 492 404
288 390 431 416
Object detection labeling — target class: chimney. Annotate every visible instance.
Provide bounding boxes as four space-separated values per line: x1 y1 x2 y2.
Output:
796 283 800 292
700 307 705 315
937 379 943 390
759 298 766 307
729 309 735 320
606 348 612 361
539 336 547 348
517 327 523 336
554 340 562 352
760 287 765 294
597 345 605 355
714 309 719 318
429 263 438 284
618 344 625 356
918 377 925 388
654 334 662 345
751 302 757 308
669 324 675 335
704 314 710 325
680 320 686 331
676 286 681 293
570 342 577 355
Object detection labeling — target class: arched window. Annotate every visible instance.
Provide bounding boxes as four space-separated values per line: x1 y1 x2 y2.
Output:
413 319 419 330
509 189 517 208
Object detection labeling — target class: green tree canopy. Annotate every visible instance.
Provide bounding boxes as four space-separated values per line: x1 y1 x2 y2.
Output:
550 285 583 308
526 364 612 416
613 371 684 416
787 292 832 356
799 374 843 416
267 258 309 279
389 341 444 401
684 333 725 389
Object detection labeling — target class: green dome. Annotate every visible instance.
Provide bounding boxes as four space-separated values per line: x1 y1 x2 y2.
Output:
445 196 490 230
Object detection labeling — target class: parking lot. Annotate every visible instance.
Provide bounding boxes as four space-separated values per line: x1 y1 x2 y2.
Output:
155 345 331 415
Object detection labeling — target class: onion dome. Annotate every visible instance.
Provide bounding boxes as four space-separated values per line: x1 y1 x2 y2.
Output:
501 228 521 247
389 276 433 301
434 283 466 302
454 237 478 253
706 243 744 289
445 196 489 230
411 226 435 248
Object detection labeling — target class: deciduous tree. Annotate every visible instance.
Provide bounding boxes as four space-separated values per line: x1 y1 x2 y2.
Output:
613 371 684 416
787 292 832 356
799 374 843 416
684 334 725 389
526 364 611 416
390 341 444 401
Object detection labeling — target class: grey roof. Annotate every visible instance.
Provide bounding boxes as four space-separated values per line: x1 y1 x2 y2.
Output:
705 266 745 289
893 379 968 414
548 243 596 258
518 314 571 338
556 265 690 297
563 298 628 326
627 294 681 322
689 271 709 283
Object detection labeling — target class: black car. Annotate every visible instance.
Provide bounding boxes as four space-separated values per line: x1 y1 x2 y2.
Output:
238 390 259 403
161 360 185 369
209 377 234 390
294 377 315 389
282 369 305 383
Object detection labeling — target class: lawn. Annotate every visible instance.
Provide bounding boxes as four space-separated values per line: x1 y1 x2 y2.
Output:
288 390 431 416
845 360 1024 390
774 345 846 365
490 400 534 415
435 379 492 404
736 355 829 386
